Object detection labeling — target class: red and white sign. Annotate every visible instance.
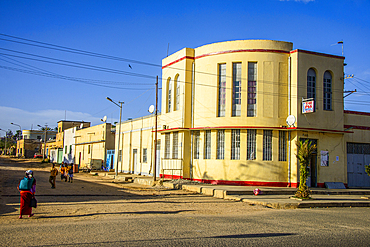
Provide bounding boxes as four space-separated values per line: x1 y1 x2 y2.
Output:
302 100 314 113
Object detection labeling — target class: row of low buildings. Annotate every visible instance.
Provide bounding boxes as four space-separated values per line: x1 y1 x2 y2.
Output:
19 39 370 188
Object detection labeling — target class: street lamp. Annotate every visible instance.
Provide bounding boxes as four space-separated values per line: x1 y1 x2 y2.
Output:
0 128 7 155
37 124 48 161
10 123 22 140
107 97 124 178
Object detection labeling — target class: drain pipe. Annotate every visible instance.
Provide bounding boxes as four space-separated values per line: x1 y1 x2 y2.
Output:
288 56 291 187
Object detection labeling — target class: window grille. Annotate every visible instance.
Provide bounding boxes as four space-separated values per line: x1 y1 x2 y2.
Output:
347 143 370 154
218 64 226 117
231 129 240 160
193 131 200 159
279 131 287 161
307 68 316 101
323 71 332 110
167 78 172 113
165 133 170 159
248 62 257 117
232 63 242 117
263 130 272 161
217 130 225 159
143 148 147 163
247 129 256 160
204 130 211 159
172 132 178 159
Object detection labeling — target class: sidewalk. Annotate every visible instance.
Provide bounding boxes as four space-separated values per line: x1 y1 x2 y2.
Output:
90 171 370 209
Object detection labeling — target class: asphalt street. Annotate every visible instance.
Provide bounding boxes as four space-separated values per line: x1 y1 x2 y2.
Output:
1 157 369 246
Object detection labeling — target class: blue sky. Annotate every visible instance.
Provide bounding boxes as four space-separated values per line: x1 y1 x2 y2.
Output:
1 0 369 135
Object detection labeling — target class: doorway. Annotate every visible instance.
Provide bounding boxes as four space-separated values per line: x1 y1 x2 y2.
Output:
301 138 318 187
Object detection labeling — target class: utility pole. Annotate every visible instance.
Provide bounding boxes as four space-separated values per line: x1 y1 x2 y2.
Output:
154 76 158 182
38 124 48 161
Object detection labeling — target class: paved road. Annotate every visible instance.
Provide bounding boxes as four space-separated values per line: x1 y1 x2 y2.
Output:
1 157 370 246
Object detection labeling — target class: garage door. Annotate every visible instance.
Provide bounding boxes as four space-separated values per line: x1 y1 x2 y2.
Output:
347 143 370 187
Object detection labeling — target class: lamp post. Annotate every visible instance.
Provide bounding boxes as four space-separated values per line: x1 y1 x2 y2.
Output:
10 123 22 140
0 129 7 155
37 124 48 161
107 97 124 178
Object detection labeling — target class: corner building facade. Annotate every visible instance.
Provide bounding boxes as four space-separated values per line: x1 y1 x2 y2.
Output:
159 40 370 188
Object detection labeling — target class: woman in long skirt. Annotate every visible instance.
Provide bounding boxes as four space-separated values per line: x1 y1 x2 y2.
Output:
17 170 36 219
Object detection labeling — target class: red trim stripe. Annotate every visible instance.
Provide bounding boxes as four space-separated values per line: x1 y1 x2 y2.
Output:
344 110 370 116
195 49 289 60
162 56 194 69
344 125 370 131
290 49 345 59
158 126 351 134
162 49 289 69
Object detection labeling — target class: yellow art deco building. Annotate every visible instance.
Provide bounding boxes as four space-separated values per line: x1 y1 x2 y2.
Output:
159 39 370 188
116 40 370 188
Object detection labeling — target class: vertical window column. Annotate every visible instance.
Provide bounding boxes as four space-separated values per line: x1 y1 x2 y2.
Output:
279 131 287 161
323 71 332 110
232 63 242 117
175 75 180 111
165 133 170 159
247 129 256 160
217 130 225 159
204 130 211 159
218 64 226 117
193 131 200 159
248 62 257 117
231 129 240 160
167 78 172 113
307 68 316 101
172 132 178 159
263 130 272 161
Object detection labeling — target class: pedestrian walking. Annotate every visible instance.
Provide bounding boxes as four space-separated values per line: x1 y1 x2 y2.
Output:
49 164 58 188
17 170 36 219
60 163 67 182
68 163 74 183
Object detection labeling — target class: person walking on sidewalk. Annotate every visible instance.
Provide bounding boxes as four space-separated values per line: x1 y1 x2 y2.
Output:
68 163 74 183
60 163 67 182
17 170 36 219
49 164 58 188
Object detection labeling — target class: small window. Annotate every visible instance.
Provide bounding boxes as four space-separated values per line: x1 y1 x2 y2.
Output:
247 129 256 160
143 148 147 163
307 68 316 101
204 130 211 159
165 133 170 159
279 131 287 161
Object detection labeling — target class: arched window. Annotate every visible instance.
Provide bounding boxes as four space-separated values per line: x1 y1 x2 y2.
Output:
323 71 332 110
167 77 171 113
174 74 180 111
307 68 316 101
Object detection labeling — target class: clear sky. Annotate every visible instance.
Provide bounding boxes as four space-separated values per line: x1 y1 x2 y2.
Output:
1 0 369 136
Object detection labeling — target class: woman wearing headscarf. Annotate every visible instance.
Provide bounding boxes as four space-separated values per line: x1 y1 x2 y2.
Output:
17 170 36 219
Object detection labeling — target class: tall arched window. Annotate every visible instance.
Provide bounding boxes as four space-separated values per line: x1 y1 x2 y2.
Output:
174 74 180 111
323 71 332 110
167 77 172 113
307 68 316 101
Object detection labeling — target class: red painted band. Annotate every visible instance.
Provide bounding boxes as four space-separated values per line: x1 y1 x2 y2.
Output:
162 56 195 69
344 110 370 116
290 49 345 60
344 125 370 131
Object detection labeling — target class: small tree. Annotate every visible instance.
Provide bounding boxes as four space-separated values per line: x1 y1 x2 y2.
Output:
365 165 370 177
296 139 316 199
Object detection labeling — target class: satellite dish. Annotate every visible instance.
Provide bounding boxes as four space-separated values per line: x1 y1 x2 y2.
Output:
80 123 84 129
148 105 155 114
286 115 296 127
103 116 107 122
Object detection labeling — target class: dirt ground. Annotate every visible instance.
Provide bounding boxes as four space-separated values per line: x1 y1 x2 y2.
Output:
0 156 269 224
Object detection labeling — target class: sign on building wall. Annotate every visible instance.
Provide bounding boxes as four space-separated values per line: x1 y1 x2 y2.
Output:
302 99 315 113
321 151 329 166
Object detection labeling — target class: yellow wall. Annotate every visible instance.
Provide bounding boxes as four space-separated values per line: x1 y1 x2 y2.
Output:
74 123 114 168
